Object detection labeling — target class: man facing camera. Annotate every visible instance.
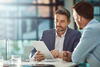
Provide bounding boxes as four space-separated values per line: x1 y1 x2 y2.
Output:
30 7 81 61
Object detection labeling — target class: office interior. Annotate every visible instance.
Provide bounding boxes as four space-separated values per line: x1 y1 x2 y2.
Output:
0 0 100 60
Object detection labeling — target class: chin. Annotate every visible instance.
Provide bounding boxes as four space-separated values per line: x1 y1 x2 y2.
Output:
79 28 83 30
79 27 83 30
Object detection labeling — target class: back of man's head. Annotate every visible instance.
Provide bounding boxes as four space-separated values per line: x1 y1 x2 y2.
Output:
73 1 94 20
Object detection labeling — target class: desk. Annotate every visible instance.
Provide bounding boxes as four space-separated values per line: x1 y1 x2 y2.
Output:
3 60 76 67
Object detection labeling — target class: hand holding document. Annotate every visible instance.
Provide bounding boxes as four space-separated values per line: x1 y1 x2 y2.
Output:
50 50 59 58
32 41 54 61
34 51 45 61
32 41 72 62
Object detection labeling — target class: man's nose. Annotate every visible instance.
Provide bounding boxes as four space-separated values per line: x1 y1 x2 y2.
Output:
56 22 61 26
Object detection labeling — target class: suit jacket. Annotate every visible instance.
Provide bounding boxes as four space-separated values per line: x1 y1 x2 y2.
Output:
31 27 81 57
72 19 100 67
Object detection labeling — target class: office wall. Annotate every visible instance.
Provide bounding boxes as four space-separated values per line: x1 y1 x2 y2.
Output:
64 0 74 29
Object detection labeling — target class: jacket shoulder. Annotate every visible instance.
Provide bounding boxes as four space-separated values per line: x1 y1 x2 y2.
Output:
68 28 81 35
43 29 55 34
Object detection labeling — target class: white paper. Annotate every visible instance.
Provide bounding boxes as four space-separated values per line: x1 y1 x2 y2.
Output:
32 41 54 59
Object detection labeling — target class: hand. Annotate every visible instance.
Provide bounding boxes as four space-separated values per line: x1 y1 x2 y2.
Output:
67 51 72 61
50 50 59 58
59 51 72 62
34 51 45 61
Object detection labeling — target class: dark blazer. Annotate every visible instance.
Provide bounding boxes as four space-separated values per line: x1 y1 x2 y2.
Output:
31 27 81 57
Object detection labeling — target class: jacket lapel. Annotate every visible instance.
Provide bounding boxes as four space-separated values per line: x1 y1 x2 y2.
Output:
50 29 55 50
63 28 71 50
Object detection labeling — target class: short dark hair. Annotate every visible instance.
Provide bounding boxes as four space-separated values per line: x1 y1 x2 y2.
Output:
73 1 94 19
55 7 70 21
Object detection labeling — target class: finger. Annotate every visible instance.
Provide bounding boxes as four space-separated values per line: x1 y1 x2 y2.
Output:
58 54 63 58
63 56 71 62
66 51 72 58
34 54 44 60
36 52 44 57
37 51 40 53
35 54 44 58
36 56 45 61
58 52 63 58
40 56 45 60
63 51 68 57
53 50 58 53
37 53 44 56
63 57 68 61
35 57 41 61
51 49 55 52
53 53 58 58
51 50 59 58
66 51 72 55
54 52 59 58
36 51 41 55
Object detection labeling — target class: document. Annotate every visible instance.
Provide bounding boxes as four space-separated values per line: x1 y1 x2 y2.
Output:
32 41 54 59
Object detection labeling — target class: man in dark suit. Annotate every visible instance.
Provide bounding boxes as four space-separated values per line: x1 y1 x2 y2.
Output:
30 7 81 61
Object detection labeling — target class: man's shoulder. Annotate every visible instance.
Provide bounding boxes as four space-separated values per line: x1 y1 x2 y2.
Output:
85 19 100 31
68 28 81 35
43 29 55 33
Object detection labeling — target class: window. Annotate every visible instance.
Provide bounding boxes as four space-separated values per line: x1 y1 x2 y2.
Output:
0 0 64 60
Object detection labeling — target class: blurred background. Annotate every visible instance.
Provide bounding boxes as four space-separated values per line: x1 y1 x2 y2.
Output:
0 0 100 60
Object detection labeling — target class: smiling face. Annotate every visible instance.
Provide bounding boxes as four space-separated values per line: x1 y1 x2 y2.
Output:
54 14 70 36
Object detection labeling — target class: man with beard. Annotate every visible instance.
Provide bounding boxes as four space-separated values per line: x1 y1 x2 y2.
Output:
30 7 81 61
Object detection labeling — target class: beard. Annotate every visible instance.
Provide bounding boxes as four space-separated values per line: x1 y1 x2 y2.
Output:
56 26 66 36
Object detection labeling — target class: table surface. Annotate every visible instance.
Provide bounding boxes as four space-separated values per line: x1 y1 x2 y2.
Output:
2 59 76 67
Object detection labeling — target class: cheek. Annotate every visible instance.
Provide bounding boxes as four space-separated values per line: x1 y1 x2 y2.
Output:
73 14 79 22
61 23 67 28
76 21 82 29
74 16 81 25
75 17 78 22
76 21 80 26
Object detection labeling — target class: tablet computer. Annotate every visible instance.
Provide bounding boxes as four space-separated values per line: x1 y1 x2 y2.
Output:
32 41 54 59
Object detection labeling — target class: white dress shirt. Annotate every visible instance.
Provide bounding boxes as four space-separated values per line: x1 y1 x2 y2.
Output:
55 30 67 52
